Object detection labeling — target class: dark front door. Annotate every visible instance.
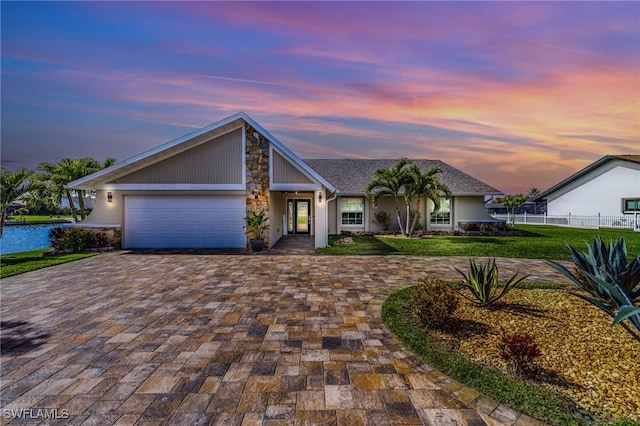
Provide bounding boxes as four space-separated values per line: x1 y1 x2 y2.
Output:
288 199 311 234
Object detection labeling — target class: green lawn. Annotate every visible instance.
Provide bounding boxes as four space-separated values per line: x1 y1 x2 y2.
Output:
0 249 96 278
318 225 640 260
7 215 72 223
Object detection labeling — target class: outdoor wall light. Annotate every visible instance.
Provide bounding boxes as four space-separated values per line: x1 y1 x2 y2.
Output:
318 191 323 202
107 192 113 203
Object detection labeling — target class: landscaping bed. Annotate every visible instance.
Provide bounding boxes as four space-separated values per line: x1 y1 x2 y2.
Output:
384 285 639 424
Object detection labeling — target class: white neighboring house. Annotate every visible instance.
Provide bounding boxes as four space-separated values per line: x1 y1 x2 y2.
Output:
534 155 640 216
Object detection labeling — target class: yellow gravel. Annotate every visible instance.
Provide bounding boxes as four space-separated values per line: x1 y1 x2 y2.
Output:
433 288 640 422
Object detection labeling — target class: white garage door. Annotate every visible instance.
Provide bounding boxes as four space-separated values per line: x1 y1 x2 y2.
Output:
124 195 246 249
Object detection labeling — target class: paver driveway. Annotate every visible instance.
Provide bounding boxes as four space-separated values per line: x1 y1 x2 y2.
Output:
0 253 562 425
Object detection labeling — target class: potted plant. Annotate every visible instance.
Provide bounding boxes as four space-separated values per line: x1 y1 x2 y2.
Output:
245 210 269 252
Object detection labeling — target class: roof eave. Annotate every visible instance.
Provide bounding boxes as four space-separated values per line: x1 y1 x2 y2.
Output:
67 112 248 189
243 114 336 193
67 111 336 193
535 155 617 200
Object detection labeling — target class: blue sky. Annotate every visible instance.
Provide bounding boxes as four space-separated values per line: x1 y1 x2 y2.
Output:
2 1 638 193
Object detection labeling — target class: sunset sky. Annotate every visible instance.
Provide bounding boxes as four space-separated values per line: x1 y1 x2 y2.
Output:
2 1 638 194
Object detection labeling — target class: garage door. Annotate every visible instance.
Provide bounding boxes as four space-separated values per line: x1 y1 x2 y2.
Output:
124 195 246 249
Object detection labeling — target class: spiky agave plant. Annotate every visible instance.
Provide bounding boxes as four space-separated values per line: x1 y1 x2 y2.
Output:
451 258 529 307
546 237 640 342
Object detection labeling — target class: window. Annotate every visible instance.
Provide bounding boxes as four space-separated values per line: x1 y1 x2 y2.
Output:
430 198 451 225
623 198 640 213
341 198 364 226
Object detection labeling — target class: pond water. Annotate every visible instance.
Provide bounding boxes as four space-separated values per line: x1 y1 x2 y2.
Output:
0 224 68 255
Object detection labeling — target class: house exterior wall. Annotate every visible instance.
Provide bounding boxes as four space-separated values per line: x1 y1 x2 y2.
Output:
369 197 398 232
546 162 640 216
81 190 123 226
327 195 492 234
454 196 495 223
272 151 314 184
115 128 243 184
269 191 286 246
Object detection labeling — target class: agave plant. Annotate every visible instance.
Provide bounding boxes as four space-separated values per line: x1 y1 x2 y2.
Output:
451 258 529 306
546 237 640 341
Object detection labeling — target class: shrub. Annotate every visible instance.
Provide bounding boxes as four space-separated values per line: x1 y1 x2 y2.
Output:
412 277 459 330
547 237 640 341
499 329 541 378
451 258 528 306
373 211 391 231
48 227 66 250
91 230 111 248
59 227 93 252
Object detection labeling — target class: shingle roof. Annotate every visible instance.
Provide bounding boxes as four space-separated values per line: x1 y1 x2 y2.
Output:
303 159 502 196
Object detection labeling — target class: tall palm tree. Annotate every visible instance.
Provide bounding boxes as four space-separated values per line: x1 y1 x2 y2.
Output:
405 164 451 235
37 157 116 222
365 158 414 236
37 159 80 222
73 157 116 219
0 168 39 237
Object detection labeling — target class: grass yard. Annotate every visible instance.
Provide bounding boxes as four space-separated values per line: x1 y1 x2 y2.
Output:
319 225 640 260
0 249 96 278
383 285 640 425
6 214 72 223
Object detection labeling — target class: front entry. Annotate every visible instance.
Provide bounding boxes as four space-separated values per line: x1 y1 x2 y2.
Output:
287 199 311 234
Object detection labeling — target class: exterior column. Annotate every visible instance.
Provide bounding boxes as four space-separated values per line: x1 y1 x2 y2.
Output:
315 189 328 248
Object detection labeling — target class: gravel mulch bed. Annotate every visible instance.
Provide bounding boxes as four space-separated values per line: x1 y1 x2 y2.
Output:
432 288 639 422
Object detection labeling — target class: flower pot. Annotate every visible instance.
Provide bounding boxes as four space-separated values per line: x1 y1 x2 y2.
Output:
249 238 265 252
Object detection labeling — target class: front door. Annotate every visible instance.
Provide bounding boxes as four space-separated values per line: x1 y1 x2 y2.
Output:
288 199 311 234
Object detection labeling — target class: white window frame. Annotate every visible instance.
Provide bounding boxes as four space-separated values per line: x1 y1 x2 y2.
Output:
429 197 451 225
341 197 364 226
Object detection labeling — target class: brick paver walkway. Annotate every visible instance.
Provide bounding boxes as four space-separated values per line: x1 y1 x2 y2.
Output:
0 254 567 425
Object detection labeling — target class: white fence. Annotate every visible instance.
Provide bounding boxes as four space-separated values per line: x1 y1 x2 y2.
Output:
492 213 640 230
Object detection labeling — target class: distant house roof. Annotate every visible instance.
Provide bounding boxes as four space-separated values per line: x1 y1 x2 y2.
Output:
533 154 640 201
304 159 502 196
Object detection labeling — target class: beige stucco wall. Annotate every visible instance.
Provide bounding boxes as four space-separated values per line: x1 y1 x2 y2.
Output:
327 197 338 234
80 190 123 225
454 196 494 224
269 191 286 247
327 195 491 233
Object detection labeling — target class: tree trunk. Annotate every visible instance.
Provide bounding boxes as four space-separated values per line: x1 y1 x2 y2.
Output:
65 190 79 223
405 203 411 236
409 208 420 235
395 209 406 236
0 208 6 238
78 193 86 220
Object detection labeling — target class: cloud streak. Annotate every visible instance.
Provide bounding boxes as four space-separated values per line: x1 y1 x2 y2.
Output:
1 1 638 194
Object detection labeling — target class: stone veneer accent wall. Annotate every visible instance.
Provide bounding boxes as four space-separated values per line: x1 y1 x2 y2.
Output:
245 124 270 247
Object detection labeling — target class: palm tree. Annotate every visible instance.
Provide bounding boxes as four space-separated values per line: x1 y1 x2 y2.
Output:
37 159 80 222
0 168 39 237
73 157 116 219
37 157 116 222
405 164 451 235
365 158 414 236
